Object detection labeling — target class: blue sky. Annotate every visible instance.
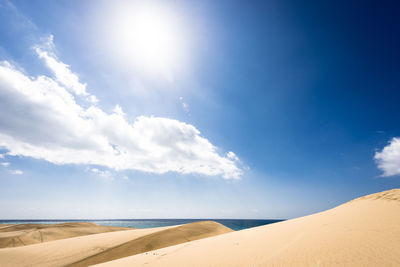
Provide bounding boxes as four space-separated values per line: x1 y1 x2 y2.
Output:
0 0 399 219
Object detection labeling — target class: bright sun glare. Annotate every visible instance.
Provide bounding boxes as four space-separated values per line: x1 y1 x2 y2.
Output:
110 3 185 79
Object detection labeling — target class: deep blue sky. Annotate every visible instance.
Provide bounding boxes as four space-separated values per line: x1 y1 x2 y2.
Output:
0 0 399 219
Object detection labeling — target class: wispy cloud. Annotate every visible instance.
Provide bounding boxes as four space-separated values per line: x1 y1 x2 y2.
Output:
0 162 9 166
0 36 242 179
0 0 37 32
179 96 190 113
9 169 23 175
34 35 98 103
87 167 114 181
375 137 400 176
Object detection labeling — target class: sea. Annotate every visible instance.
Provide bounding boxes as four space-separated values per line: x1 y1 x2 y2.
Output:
0 219 283 231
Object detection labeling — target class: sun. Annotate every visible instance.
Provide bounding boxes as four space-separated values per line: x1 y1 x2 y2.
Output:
109 2 185 79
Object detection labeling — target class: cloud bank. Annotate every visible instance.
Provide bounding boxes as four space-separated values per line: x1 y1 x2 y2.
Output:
375 137 400 177
0 38 241 179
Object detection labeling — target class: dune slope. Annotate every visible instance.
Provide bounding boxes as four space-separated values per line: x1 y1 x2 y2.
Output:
69 221 232 267
96 189 400 267
0 221 232 267
0 222 131 248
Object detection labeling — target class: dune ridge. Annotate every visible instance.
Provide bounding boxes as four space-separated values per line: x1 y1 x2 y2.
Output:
0 222 131 248
0 221 232 267
95 189 400 267
349 188 400 202
69 221 232 266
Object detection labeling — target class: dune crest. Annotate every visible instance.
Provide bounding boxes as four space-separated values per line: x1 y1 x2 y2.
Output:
348 188 400 203
95 188 400 267
0 222 131 248
0 221 232 267
69 221 232 266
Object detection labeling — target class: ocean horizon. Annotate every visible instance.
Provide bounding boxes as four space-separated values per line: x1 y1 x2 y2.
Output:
0 219 284 231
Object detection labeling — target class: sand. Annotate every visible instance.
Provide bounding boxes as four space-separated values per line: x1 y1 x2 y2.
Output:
0 222 131 248
0 221 232 267
70 220 232 266
1 189 399 267
96 189 400 267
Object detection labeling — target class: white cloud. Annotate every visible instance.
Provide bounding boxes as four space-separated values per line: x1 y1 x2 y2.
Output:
375 137 400 177
34 35 90 98
0 162 10 167
9 169 23 175
113 104 125 116
87 167 113 181
227 151 239 161
88 95 99 104
0 154 3 159
0 40 242 179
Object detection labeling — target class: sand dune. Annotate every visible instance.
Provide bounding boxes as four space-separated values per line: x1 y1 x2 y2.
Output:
70 221 232 266
0 224 13 230
96 189 400 267
0 221 232 267
0 222 131 248
1 189 399 267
